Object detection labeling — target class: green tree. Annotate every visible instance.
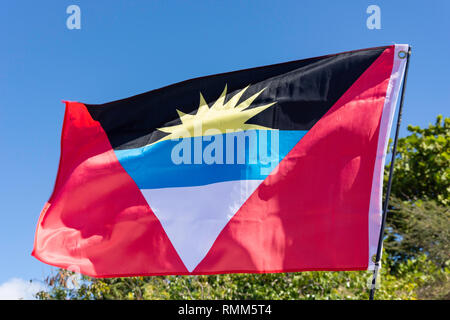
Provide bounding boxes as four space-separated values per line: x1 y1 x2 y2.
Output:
388 115 449 206
36 254 449 300
384 197 449 267
383 115 449 268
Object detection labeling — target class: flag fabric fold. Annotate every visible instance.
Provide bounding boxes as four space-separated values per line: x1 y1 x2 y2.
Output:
33 45 409 277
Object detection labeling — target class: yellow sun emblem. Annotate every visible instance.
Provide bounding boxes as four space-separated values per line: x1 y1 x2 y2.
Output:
156 85 276 143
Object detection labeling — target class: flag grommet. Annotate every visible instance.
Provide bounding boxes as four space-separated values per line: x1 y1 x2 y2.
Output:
398 51 407 59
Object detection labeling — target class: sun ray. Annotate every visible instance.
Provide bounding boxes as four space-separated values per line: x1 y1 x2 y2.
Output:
210 85 228 110
197 93 209 115
223 85 250 110
236 88 267 111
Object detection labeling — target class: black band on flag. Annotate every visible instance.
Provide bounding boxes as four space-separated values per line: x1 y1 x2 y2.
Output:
85 47 386 150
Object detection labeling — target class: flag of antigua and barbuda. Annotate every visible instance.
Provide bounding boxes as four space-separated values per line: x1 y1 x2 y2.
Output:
33 45 409 277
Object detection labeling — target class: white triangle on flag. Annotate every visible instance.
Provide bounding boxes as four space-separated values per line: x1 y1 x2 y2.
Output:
140 179 263 272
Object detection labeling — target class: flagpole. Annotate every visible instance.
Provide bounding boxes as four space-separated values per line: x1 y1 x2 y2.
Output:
369 46 411 300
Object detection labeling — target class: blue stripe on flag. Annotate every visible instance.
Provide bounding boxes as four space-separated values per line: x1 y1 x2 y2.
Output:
115 130 307 189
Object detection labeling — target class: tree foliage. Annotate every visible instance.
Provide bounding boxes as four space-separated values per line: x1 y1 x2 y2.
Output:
384 197 449 267
383 115 449 270
36 254 449 300
37 116 450 300
388 115 449 206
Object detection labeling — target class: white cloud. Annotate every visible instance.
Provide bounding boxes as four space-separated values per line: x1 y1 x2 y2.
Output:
0 278 45 300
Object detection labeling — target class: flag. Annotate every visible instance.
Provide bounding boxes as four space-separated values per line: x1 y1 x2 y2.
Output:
33 45 409 277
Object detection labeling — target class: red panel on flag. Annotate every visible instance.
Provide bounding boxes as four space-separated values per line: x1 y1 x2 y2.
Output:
32 102 187 277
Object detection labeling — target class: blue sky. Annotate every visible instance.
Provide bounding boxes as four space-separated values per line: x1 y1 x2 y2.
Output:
0 0 449 297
